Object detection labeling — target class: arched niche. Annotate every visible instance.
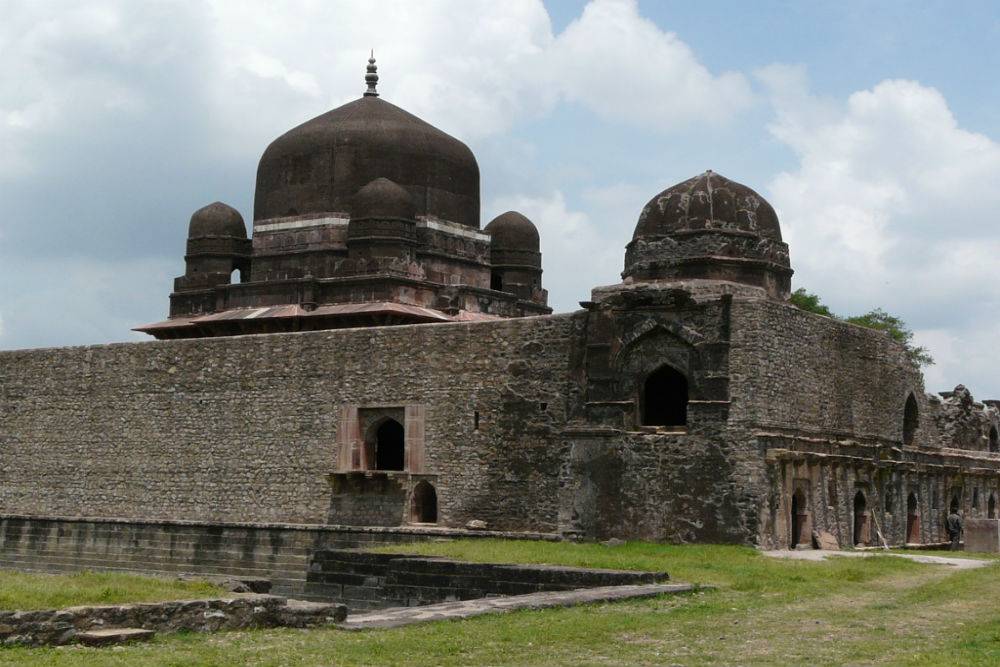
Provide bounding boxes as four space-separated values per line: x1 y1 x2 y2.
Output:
853 490 869 547
906 492 920 543
410 481 438 524
641 365 689 427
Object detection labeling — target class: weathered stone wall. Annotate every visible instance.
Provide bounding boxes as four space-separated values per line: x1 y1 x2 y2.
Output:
725 299 1000 548
728 298 924 441
0 315 579 531
0 516 559 601
0 594 345 648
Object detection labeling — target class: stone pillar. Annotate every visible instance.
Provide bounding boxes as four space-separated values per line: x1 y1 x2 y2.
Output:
404 405 426 473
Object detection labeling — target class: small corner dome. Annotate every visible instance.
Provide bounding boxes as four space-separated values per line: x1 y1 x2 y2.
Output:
351 177 417 220
633 170 782 242
188 202 246 239
485 211 540 251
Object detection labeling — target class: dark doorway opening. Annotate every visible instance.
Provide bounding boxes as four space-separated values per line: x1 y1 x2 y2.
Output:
375 419 405 471
642 365 688 427
906 493 920 544
491 271 503 291
411 481 438 523
950 494 961 515
790 489 810 549
990 493 997 519
853 491 869 546
903 394 919 446
990 427 999 453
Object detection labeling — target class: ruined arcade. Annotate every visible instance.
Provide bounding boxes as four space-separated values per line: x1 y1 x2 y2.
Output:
1 60 999 595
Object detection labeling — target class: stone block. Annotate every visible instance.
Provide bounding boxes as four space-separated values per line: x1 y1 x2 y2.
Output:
76 628 155 647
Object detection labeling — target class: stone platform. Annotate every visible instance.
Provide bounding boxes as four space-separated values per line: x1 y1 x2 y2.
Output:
337 583 697 630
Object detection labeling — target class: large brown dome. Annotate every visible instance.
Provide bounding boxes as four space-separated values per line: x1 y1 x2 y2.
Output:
633 170 782 241
254 95 480 227
624 170 792 299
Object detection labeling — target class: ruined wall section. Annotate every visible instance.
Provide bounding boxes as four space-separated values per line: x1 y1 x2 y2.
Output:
0 315 580 530
727 299 923 441
924 386 1000 453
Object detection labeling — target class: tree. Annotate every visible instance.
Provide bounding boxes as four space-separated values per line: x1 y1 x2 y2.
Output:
844 309 934 367
789 288 835 318
789 289 934 367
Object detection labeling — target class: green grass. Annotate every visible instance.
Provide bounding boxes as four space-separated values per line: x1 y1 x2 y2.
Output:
373 538 921 595
3 542 999 665
0 570 225 610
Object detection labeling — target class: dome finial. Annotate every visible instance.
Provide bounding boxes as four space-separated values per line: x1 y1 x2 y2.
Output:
364 50 379 97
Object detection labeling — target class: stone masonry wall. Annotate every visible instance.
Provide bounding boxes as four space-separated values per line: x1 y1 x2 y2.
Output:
0 315 579 532
727 298 924 441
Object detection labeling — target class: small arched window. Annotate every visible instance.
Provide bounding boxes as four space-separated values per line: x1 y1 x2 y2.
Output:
641 365 689 427
902 394 919 446
989 427 998 453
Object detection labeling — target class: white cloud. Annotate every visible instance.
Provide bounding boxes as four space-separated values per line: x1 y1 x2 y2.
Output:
2 0 753 175
549 0 752 127
761 70 1000 397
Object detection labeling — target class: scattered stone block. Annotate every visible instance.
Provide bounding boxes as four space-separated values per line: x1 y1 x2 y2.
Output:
466 520 488 530
812 530 839 550
76 628 155 647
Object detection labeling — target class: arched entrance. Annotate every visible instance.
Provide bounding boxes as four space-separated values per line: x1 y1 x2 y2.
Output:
853 491 869 547
790 489 811 549
410 481 438 524
950 494 960 515
906 493 920 544
374 419 405 471
641 365 688 427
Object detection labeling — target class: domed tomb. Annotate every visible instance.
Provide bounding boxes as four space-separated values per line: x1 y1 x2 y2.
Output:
624 170 792 299
188 201 247 239
485 211 540 254
351 177 417 221
254 64 480 228
485 211 543 298
347 177 419 262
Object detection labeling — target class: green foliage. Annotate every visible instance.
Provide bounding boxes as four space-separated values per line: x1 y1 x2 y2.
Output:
789 287 836 318
789 288 934 367
844 308 935 367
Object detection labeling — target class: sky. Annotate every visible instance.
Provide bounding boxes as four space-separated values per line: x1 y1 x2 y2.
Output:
2 0 999 398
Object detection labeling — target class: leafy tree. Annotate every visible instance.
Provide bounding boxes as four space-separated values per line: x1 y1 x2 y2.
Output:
789 289 934 367
844 309 934 367
789 288 835 318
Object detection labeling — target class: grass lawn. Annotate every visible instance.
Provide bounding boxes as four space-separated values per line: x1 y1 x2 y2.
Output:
0 570 225 611
4 541 1000 665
